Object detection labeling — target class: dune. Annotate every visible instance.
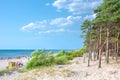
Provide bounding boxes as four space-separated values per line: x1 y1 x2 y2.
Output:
0 57 120 80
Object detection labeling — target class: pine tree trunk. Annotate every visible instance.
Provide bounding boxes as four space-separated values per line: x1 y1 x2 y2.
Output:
116 41 119 62
88 26 91 66
83 53 86 63
114 42 117 60
115 41 118 62
88 51 90 66
93 51 96 61
115 32 119 62
106 28 109 64
112 43 115 60
87 43 90 66
93 43 97 61
97 39 99 60
98 27 102 68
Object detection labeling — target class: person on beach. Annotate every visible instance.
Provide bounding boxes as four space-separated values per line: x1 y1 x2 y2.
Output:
16 61 23 68
16 61 20 68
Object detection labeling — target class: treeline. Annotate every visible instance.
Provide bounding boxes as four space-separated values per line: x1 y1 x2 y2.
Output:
81 0 120 68
26 48 86 69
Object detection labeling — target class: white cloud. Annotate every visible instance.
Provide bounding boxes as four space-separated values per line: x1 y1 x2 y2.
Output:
21 15 81 34
21 20 48 32
45 3 50 6
52 0 102 14
21 22 35 31
84 14 96 20
52 0 67 9
38 28 65 34
38 28 78 34
50 16 81 27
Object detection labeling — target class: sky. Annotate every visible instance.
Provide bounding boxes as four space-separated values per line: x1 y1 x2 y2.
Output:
0 0 102 50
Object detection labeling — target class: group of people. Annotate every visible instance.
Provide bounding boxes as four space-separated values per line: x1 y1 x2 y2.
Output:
15 61 23 68
8 61 24 69
0 56 28 60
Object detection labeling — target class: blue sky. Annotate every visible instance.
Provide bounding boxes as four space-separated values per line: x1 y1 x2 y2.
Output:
0 0 102 49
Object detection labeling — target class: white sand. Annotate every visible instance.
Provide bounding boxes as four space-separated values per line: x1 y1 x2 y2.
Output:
0 57 29 70
1 57 120 80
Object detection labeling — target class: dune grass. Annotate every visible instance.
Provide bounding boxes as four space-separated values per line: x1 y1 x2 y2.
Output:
26 48 86 69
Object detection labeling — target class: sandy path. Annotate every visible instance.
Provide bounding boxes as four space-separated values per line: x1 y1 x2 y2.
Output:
63 57 120 80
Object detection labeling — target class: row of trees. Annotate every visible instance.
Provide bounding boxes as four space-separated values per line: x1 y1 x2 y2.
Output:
81 0 120 68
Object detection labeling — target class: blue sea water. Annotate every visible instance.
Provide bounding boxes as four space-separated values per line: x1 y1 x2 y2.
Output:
0 49 70 59
0 50 34 59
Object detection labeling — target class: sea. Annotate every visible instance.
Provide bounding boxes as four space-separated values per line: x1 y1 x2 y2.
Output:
0 49 71 59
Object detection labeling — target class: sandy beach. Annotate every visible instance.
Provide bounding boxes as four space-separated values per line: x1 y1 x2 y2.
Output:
0 57 120 80
0 57 29 70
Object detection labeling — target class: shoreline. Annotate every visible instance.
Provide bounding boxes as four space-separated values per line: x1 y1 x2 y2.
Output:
0 55 30 60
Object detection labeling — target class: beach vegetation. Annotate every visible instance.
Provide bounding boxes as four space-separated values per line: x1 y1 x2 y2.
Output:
26 49 55 69
54 55 68 65
26 48 86 69
0 68 10 76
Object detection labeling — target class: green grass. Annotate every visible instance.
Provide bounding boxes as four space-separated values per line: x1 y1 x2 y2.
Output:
0 67 27 76
0 68 10 76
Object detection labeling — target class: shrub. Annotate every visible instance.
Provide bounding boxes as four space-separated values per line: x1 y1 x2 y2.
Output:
43 55 55 66
26 48 86 69
26 57 38 69
54 56 68 65
26 49 55 69
66 55 74 60
31 50 39 57
56 50 66 57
